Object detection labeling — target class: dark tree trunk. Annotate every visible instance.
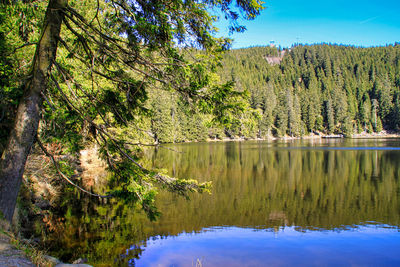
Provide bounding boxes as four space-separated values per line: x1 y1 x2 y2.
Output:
0 0 67 222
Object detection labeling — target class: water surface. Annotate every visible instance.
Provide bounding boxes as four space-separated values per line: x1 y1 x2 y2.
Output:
45 139 400 266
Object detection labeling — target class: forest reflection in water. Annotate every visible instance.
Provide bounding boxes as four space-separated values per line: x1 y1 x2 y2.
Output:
43 139 400 266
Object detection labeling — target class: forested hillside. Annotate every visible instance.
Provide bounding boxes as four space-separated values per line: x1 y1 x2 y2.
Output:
148 44 400 141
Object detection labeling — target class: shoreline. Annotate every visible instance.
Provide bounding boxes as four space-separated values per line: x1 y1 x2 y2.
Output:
203 131 400 143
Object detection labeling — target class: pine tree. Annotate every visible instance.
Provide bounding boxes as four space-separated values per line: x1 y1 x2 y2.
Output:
326 97 335 133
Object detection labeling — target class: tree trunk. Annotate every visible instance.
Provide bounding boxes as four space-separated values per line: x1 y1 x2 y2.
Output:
0 0 67 222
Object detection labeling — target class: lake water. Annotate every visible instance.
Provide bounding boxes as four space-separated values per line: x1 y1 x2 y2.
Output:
45 139 400 266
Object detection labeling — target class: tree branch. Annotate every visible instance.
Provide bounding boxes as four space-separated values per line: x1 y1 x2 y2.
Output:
11 42 37 54
35 135 112 198
50 74 209 195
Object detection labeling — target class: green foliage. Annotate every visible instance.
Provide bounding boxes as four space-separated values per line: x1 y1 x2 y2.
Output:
0 0 265 220
216 44 400 136
150 91 176 143
98 43 400 143
0 1 46 153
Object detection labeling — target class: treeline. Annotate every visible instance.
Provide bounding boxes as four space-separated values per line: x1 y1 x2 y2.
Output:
3 41 400 147
145 44 400 142
222 44 400 136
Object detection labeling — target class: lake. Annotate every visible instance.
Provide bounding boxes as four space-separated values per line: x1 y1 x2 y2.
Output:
44 139 400 266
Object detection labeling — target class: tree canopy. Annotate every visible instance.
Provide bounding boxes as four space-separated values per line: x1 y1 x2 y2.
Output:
0 0 264 221
218 44 400 137
138 44 400 141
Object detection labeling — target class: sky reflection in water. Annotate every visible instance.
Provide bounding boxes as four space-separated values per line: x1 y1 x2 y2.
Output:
133 225 400 267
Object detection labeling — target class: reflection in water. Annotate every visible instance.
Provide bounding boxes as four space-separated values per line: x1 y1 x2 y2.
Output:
134 226 400 267
43 139 400 266
150 139 400 231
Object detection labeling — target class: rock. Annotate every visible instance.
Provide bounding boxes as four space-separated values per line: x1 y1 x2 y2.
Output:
0 255 35 267
44 255 62 265
73 258 88 264
35 199 51 210
0 233 35 267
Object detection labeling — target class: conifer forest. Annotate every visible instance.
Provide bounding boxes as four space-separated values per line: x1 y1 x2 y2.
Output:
1 1 400 266
143 44 400 142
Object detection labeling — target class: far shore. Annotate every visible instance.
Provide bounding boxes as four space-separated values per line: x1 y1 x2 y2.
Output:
349 131 400 139
203 130 400 143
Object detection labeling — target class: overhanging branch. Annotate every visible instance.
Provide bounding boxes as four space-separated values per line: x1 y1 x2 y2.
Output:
35 135 112 198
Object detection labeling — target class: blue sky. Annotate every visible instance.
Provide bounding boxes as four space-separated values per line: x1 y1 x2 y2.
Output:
215 0 400 48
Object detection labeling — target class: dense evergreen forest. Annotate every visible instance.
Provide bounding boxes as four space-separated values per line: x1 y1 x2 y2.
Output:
0 0 399 224
148 44 400 142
